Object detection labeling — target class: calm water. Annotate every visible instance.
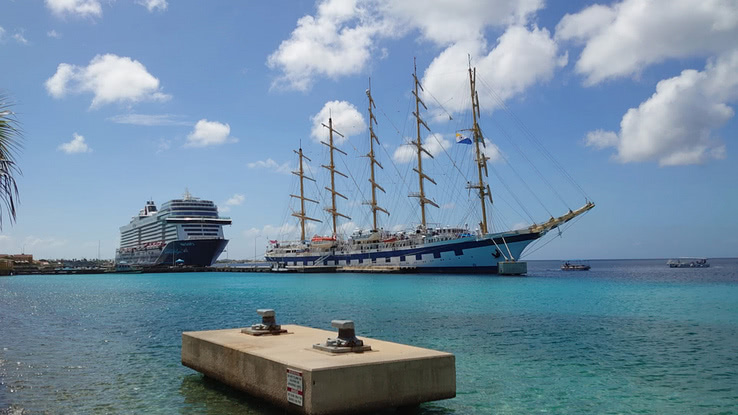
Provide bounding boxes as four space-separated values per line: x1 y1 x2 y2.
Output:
1 259 737 414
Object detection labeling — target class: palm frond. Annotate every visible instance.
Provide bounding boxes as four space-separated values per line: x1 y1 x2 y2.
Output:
0 92 24 229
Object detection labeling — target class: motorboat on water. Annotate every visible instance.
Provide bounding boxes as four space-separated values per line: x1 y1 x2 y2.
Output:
561 261 591 271
667 258 709 268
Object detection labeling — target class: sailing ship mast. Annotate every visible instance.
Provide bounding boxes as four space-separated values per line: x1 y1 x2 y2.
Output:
290 147 321 241
467 65 493 234
364 81 389 231
410 58 438 230
321 117 351 236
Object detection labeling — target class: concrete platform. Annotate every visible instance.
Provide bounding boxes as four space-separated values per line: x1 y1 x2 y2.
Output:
498 260 527 275
182 325 455 414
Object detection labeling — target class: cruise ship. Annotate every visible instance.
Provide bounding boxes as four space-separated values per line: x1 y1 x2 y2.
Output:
115 191 231 267
265 61 593 273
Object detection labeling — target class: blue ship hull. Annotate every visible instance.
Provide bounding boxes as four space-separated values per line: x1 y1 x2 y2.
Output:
116 239 228 267
155 239 228 266
266 231 541 273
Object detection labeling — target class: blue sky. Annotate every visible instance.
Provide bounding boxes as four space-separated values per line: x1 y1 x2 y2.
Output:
1 0 736 260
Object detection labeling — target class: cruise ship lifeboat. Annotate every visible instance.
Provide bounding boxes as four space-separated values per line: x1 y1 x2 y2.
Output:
351 229 384 244
311 235 336 249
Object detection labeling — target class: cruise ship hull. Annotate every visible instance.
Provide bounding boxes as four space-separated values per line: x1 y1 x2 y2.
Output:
265 232 541 273
116 238 228 267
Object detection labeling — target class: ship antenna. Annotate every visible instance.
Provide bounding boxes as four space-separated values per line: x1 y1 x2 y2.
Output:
321 117 350 236
290 147 321 241
409 57 438 231
363 78 389 231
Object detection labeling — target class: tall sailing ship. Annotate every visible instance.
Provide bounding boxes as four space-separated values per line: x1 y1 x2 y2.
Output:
115 191 231 267
265 62 594 273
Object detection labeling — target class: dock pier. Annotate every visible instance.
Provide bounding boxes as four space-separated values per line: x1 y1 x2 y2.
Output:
182 311 456 414
9 262 528 275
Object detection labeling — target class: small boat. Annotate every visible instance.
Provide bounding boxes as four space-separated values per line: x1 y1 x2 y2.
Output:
113 262 142 273
667 258 709 268
561 261 590 271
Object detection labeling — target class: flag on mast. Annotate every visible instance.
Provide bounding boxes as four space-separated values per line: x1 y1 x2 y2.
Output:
456 133 472 145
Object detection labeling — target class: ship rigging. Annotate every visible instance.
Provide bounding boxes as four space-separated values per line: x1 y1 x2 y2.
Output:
265 59 594 272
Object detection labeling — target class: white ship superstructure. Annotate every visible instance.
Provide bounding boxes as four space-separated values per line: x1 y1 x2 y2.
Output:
116 191 231 267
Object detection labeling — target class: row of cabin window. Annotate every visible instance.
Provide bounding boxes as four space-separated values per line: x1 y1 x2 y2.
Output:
287 253 444 266
289 257 392 266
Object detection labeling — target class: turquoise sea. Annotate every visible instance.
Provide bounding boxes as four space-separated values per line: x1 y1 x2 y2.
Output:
1 259 737 414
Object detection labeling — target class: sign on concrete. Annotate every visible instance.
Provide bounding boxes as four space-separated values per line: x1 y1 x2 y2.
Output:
286 368 303 406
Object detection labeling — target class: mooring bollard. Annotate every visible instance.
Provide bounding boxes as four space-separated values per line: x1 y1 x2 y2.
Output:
313 320 372 353
241 308 289 335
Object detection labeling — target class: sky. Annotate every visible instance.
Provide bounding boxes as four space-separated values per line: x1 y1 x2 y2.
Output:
1 0 737 260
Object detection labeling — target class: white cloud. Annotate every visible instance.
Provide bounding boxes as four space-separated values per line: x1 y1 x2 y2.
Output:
585 50 738 166
24 236 68 251
390 223 407 232
45 54 170 108
584 130 619 149
156 139 171 154
47 30 62 38
185 119 236 148
511 221 530 230
45 63 75 98
13 31 28 45
310 100 366 145
422 25 566 116
136 0 168 12
381 0 543 46
0 235 13 253
556 0 738 85
554 4 615 43
337 220 359 235
58 133 92 154
226 194 245 206
268 0 549 91
247 158 292 174
267 0 390 91
482 138 503 163
393 133 451 163
243 223 302 240
108 114 189 126
46 0 102 18
0 235 72 258
0 26 5 41
219 194 245 213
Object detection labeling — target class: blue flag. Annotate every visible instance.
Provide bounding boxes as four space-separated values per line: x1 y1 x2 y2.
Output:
456 133 472 145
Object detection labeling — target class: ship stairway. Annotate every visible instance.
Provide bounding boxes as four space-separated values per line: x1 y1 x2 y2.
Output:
314 254 331 265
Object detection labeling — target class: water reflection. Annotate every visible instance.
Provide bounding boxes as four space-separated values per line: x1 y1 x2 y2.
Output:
178 374 457 415
179 374 282 415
